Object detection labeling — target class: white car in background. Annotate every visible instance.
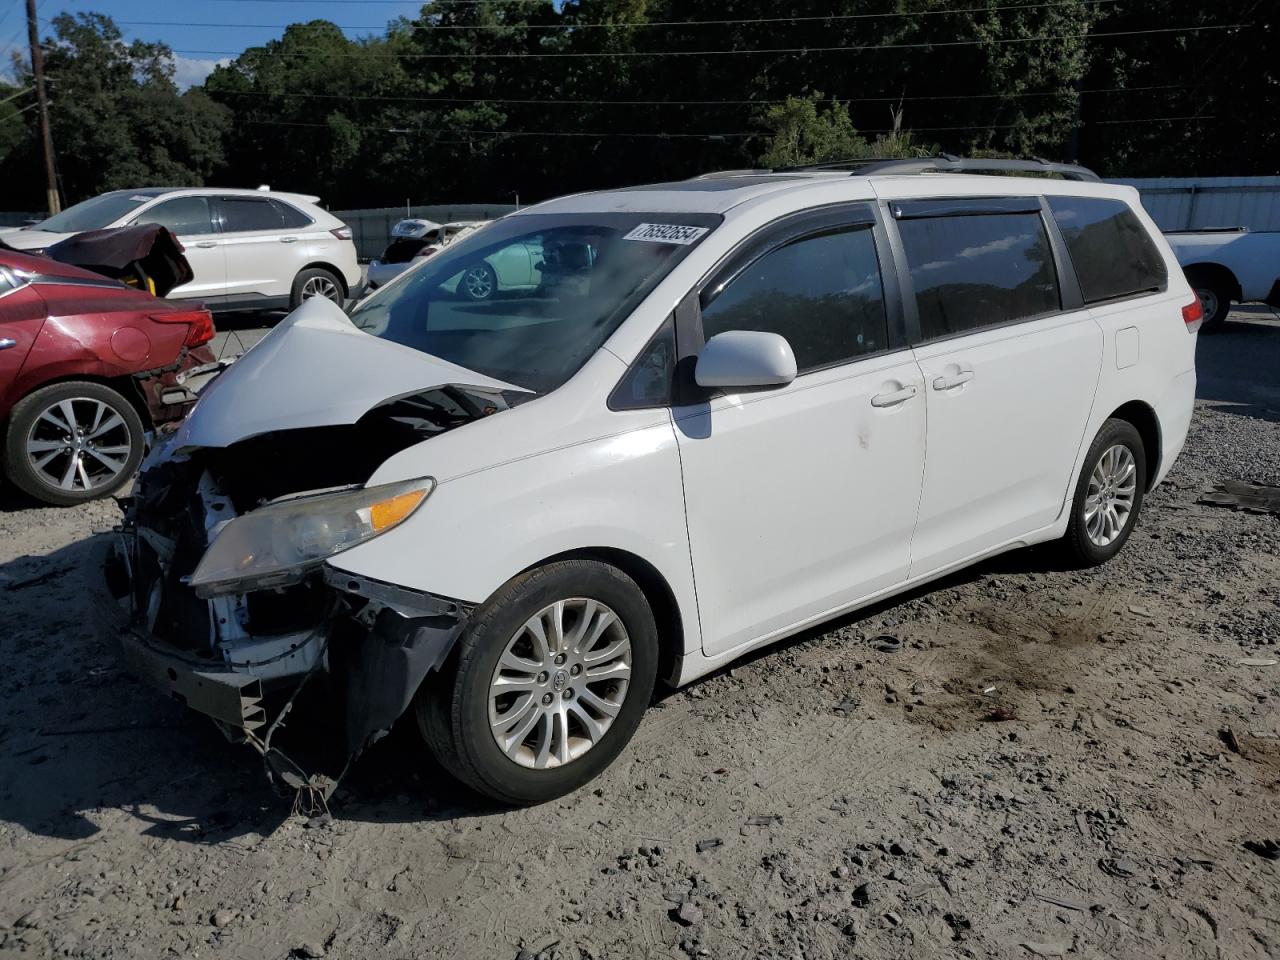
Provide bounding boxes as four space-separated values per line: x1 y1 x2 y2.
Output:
0 187 362 312
368 219 544 300
1164 227 1280 331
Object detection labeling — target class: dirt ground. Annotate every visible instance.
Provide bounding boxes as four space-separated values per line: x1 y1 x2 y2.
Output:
1 309 1278 960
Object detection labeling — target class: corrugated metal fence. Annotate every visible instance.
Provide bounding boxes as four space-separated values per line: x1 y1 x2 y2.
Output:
1108 177 1280 233
330 204 518 260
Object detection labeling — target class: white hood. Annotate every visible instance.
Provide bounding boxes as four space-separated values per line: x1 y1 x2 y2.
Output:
0 227 67 250
170 296 527 450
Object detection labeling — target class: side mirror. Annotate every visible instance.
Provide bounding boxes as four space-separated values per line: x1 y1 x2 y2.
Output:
694 330 797 390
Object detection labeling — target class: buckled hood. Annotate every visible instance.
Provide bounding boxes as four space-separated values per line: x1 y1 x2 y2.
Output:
170 296 527 450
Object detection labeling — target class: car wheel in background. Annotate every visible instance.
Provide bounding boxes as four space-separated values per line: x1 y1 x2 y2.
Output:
2 381 146 506
1060 418 1147 567
416 559 659 805
290 268 345 309
460 262 497 301
1187 276 1231 333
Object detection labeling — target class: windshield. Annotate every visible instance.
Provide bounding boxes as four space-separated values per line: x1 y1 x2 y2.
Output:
37 192 153 233
350 211 720 393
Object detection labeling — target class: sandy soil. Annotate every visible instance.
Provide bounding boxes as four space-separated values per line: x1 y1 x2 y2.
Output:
1 309 1277 960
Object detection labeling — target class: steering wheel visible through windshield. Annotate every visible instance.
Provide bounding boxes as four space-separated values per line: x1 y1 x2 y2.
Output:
349 212 720 394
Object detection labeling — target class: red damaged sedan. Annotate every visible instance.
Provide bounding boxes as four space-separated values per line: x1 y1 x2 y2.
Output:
0 249 215 505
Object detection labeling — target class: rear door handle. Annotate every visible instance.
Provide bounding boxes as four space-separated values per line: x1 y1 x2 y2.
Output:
932 371 975 390
0 338 16 351
280 236 298 244
195 241 218 248
870 384 918 408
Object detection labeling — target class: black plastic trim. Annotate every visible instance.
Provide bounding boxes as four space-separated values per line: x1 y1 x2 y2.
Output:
891 196 1044 219
1038 196 1084 311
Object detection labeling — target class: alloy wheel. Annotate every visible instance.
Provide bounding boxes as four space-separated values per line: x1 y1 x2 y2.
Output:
464 265 494 300
488 598 632 769
301 275 342 303
1084 443 1137 547
24 397 134 493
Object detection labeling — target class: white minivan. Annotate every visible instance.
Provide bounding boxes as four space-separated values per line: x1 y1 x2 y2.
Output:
1 187 362 312
112 158 1201 805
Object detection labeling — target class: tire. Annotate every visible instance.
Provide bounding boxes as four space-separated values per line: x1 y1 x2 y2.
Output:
3 381 146 506
1189 277 1231 333
290 268 345 309
416 559 659 805
459 261 497 301
1060 418 1147 567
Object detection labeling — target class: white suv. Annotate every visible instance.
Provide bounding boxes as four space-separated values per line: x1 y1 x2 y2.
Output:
1 187 362 311
112 158 1200 805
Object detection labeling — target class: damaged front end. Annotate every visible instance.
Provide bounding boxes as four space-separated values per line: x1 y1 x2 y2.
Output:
103 296 527 799
108 443 472 796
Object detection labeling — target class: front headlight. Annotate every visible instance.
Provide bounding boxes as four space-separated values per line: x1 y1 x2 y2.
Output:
189 478 434 598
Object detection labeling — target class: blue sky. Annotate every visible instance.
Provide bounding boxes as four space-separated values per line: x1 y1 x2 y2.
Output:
2 0 427 86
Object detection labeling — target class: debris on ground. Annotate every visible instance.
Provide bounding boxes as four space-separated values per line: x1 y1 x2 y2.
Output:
1199 480 1280 515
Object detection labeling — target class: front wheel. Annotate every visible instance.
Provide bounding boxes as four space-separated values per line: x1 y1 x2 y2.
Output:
416 560 658 805
3 381 146 506
1060 418 1147 566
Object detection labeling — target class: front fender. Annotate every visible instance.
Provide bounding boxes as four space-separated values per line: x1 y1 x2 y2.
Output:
326 416 701 659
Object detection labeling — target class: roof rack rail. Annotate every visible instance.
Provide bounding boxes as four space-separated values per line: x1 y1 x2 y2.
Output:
776 154 1100 181
688 169 775 180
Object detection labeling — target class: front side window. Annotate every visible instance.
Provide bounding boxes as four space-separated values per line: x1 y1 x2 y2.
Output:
133 196 215 236
898 212 1061 342
700 226 888 373
1048 196 1167 304
350 212 719 395
219 197 285 233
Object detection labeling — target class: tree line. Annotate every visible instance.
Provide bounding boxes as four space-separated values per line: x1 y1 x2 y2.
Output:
0 1 1273 212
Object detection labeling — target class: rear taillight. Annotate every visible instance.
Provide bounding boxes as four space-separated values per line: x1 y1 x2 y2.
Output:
331 226 353 241
1182 296 1204 334
152 309 215 348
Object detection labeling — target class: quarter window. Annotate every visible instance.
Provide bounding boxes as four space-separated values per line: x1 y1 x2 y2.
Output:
700 227 889 373
270 199 314 229
897 212 1061 341
219 197 285 232
1047 197 1167 304
133 196 215 236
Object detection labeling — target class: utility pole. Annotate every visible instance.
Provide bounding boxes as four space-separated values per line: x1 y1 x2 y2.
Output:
25 0 60 215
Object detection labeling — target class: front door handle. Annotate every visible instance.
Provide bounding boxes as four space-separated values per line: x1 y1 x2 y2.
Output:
870 384 918 408
195 241 218 248
0 338 16 351
280 236 298 244
932 370 975 390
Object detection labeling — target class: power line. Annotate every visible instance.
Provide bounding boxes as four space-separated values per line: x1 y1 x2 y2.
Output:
116 1 1125 33
0 99 37 122
245 112 1218 139
169 23 1246 60
213 83 1193 107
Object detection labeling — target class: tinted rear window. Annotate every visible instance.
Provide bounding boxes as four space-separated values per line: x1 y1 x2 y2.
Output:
220 197 285 232
1048 196 1167 304
898 212 1061 342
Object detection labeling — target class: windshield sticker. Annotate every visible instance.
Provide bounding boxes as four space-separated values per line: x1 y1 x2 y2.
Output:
622 223 709 245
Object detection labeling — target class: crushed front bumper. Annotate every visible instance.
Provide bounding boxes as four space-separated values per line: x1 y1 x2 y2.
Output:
108 466 472 794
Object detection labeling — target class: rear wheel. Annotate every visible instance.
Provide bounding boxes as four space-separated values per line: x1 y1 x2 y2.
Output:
416 560 658 805
290 268 345 309
1188 276 1232 333
460 262 497 301
3 381 145 506
1060 418 1147 566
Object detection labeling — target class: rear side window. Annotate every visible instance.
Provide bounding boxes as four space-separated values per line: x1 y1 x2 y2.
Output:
133 196 215 236
700 226 888 373
898 213 1060 341
1048 197 1167 304
270 199 314 229
219 197 285 232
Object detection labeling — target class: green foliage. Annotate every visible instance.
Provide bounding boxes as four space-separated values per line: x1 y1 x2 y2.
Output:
0 2 1269 209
